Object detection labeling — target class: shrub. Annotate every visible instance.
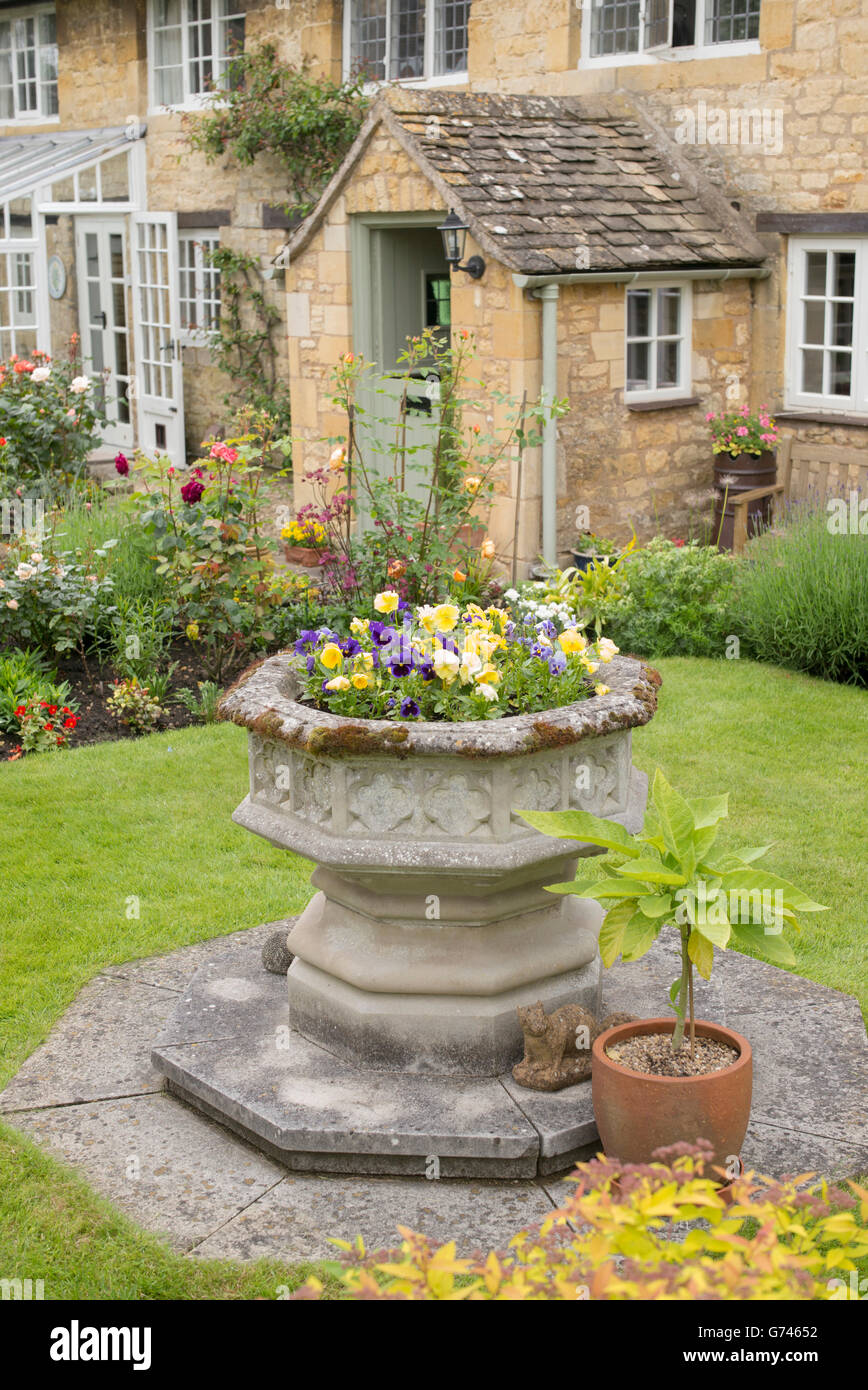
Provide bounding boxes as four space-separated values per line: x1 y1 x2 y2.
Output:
0 648 75 734
126 435 287 680
734 501 868 685
173 680 222 724
598 537 736 658
294 1146 868 1301
0 543 115 665
8 697 79 758
0 343 105 491
106 677 164 733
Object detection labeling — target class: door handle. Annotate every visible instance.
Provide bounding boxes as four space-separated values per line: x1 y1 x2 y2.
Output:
93 311 107 328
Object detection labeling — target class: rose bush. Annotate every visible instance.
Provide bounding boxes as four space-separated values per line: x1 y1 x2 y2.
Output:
0 340 106 493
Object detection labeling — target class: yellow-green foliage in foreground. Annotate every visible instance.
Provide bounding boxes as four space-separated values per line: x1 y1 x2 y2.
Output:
296 1146 868 1302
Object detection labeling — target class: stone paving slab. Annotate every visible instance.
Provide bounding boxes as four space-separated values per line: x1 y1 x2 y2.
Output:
12 1093 285 1252
0 977 178 1113
100 921 280 992
2 923 866 1264
189 1172 558 1264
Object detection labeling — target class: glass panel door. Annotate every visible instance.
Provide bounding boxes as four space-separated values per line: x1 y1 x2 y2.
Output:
131 212 185 465
74 218 134 451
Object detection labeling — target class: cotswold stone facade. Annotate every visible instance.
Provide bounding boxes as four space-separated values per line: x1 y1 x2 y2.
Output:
3 0 865 556
0 0 340 459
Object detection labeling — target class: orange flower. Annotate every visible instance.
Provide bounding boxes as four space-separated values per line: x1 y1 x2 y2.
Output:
480 538 496 560
387 559 406 579
452 567 467 583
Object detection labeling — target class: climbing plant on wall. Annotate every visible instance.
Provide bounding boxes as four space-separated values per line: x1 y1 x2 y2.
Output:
185 44 368 216
204 246 290 432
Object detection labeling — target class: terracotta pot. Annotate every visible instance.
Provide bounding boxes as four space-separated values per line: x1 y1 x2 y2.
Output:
283 543 322 567
591 1017 752 1175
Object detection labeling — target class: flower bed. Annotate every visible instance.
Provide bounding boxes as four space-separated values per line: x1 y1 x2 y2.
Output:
292 590 618 722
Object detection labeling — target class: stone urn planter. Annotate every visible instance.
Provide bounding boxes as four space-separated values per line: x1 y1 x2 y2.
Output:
218 653 660 1078
282 543 323 567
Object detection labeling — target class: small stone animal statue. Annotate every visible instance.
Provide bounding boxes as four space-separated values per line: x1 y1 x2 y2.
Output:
262 931 294 975
512 1001 636 1091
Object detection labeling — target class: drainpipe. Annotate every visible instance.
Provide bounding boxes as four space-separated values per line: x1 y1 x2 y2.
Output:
537 283 560 568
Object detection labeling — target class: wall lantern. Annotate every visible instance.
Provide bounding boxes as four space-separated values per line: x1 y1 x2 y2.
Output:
437 209 485 280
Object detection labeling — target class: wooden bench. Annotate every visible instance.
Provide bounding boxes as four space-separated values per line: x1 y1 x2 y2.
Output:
731 435 868 552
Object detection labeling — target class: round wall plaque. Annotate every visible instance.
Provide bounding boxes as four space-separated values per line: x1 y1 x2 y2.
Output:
47 255 67 300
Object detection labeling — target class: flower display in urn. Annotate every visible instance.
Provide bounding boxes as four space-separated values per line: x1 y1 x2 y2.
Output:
218 594 660 1077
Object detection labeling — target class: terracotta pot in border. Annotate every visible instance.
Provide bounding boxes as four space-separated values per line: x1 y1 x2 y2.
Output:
591 1016 752 1176
283 543 322 567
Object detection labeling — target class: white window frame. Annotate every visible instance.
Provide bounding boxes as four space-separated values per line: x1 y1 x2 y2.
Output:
624 280 692 402
580 0 761 67
785 238 867 417
0 195 42 359
177 229 221 344
147 0 245 113
0 3 58 124
343 0 471 87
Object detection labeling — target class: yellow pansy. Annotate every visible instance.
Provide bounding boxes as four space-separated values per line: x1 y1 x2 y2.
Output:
581 657 598 675
432 603 460 633
324 676 350 691
597 638 619 663
351 673 371 690
594 683 611 697
374 590 399 614
559 629 588 654
476 665 501 685
350 617 370 635
320 643 343 670
416 605 437 634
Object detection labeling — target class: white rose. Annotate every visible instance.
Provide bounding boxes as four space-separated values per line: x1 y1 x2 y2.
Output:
30 552 43 564
31 366 51 383
70 375 91 394
15 562 35 580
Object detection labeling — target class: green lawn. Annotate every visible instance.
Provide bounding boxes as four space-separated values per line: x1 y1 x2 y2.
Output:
0 655 866 1298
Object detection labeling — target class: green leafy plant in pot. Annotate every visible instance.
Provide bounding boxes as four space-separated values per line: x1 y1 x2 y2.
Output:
518 770 827 1172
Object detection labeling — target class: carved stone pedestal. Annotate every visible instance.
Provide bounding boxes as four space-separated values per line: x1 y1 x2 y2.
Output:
218 653 658 1078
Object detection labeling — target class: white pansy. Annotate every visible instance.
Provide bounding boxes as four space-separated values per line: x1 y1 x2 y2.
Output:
477 682 499 702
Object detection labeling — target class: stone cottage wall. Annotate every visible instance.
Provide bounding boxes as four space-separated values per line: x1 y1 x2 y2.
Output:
1 0 341 458
557 279 754 547
288 129 548 571
468 0 868 495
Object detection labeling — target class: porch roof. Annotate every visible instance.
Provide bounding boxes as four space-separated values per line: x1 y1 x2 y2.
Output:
290 90 766 276
0 126 142 203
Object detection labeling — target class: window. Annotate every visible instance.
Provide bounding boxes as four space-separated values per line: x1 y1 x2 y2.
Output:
625 283 691 400
587 0 760 59
787 241 867 414
150 0 245 109
0 6 58 120
178 231 221 338
347 0 470 82
0 196 38 359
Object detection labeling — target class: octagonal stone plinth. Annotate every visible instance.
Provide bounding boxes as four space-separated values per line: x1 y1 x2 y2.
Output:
218 653 659 1076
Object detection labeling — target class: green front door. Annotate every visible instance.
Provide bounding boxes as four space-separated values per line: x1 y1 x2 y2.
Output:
351 220 452 524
